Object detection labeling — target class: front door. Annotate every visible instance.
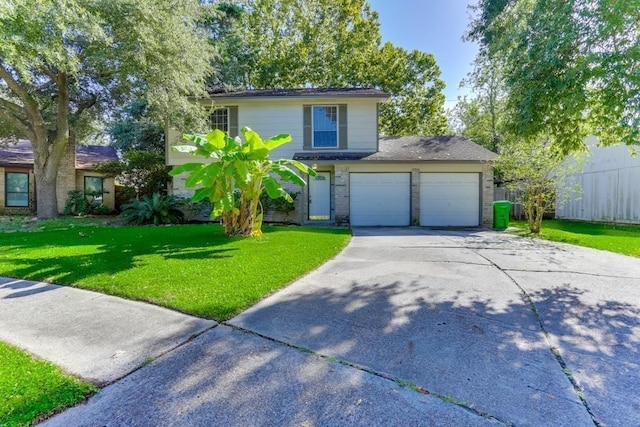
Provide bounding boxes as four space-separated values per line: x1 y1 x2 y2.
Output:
309 172 331 220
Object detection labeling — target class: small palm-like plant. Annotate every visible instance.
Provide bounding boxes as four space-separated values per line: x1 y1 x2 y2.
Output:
121 193 185 225
170 127 315 237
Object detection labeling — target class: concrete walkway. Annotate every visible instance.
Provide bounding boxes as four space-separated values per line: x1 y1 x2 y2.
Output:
3 228 639 426
0 278 215 385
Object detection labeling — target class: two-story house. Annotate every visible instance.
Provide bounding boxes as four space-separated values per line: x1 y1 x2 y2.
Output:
166 88 497 227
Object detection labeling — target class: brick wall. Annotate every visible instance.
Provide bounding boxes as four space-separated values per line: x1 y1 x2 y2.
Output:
482 164 494 226
334 165 349 225
410 168 420 225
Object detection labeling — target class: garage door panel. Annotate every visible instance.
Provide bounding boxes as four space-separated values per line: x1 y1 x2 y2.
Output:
350 173 410 226
420 173 480 226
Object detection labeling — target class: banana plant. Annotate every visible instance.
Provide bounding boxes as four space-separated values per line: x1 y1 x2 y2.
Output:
169 127 316 237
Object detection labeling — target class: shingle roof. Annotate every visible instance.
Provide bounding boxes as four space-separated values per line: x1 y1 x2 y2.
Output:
75 145 120 169
208 87 389 99
0 140 33 166
0 140 119 169
371 136 498 161
293 136 498 162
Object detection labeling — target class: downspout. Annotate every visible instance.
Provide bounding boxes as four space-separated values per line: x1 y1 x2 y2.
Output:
376 102 380 152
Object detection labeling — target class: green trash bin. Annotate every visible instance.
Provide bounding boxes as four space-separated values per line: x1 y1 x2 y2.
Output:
493 200 512 230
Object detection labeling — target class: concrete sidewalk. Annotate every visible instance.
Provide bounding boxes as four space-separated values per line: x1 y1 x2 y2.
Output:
0 277 215 385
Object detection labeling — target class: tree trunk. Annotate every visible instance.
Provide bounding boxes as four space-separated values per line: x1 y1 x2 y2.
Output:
34 166 59 219
32 137 70 219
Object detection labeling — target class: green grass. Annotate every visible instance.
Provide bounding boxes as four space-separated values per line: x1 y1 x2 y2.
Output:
0 222 350 320
510 219 640 257
0 216 123 233
0 342 95 426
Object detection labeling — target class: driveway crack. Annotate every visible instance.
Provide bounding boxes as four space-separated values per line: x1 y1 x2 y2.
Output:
500 267 640 280
223 322 513 426
468 249 603 427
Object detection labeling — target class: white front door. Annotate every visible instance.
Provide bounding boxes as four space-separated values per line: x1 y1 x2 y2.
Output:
309 172 331 220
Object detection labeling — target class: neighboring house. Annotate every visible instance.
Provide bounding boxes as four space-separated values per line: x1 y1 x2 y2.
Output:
166 88 497 227
557 135 640 224
0 140 118 214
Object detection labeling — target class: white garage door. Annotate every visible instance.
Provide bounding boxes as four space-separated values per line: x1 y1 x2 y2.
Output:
350 173 410 226
420 173 480 226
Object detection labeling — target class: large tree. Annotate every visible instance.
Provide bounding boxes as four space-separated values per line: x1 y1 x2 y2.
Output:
213 0 448 135
451 56 507 153
0 0 215 218
467 0 640 152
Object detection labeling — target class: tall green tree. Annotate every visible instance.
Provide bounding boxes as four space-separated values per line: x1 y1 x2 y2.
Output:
452 56 506 153
375 43 447 136
0 0 215 218
467 0 640 152
107 101 165 154
214 0 448 135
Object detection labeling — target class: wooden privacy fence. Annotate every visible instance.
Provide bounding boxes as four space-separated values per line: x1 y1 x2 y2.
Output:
494 186 525 219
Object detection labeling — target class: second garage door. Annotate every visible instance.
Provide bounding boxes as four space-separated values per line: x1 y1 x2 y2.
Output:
420 173 480 226
350 173 410 226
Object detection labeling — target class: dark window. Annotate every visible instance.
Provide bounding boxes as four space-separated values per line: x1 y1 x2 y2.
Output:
312 106 338 148
84 176 104 204
210 108 229 133
5 172 29 207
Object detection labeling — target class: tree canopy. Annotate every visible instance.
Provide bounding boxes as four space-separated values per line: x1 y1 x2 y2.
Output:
212 0 448 135
0 0 216 217
467 0 640 152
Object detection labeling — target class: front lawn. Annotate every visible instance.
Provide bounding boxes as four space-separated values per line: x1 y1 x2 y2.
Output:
510 219 640 258
0 222 350 320
0 342 95 427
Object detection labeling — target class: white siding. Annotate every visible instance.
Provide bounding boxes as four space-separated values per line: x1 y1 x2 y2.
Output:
166 97 381 165
557 136 640 223
345 101 378 152
237 102 303 159
166 128 196 166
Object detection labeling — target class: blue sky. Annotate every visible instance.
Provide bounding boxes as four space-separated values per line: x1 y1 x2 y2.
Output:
368 0 478 109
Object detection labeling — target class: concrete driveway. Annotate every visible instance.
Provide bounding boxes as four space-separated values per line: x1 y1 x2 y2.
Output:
41 228 640 426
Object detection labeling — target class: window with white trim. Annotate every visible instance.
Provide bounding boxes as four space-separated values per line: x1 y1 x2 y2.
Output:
312 106 338 148
210 108 229 133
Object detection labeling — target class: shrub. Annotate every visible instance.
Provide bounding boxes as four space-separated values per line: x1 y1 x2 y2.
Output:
63 190 90 216
64 190 113 216
121 193 185 225
180 197 213 222
260 190 298 214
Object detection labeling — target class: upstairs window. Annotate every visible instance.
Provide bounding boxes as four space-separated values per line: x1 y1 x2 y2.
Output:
210 108 229 133
312 106 338 148
5 172 29 207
